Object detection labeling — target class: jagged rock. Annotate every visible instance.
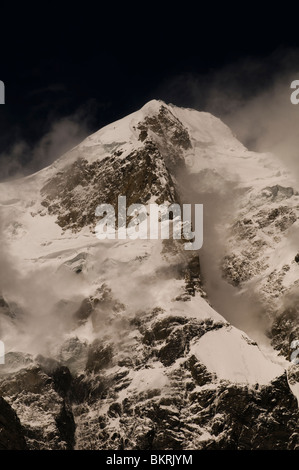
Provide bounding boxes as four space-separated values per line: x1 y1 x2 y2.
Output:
86 340 113 373
73 297 93 324
0 366 76 450
51 366 73 398
1 100 299 451
36 354 60 373
141 316 224 366
222 252 268 286
158 329 188 366
56 337 88 374
186 355 214 385
0 396 27 450
0 296 22 319
108 402 122 418
0 366 52 396
70 373 112 404
262 185 296 200
41 141 178 232
1 352 33 373
55 402 76 450
270 307 299 359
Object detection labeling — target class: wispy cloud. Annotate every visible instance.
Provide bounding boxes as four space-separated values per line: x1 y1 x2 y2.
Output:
0 101 100 181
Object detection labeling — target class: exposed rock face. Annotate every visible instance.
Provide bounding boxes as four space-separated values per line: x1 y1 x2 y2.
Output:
221 190 299 289
41 141 178 232
0 366 76 450
270 307 299 358
201 374 299 450
137 105 192 151
69 310 298 450
0 396 27 450
137 105 191 173
0 295 22 320
0 100 298 451
219 184 299 361
0 309 297 450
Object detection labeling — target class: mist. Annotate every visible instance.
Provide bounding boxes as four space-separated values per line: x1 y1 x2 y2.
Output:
157 48 299 341
159 47 299 175
0 106 94 182
174 165 271 342
0 219 91 357
2 49 299 357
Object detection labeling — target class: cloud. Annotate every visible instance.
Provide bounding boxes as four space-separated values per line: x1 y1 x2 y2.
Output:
0 103 97 181
159 47 299 178
2 51 299 354
0 221 88 356
155 49 299 339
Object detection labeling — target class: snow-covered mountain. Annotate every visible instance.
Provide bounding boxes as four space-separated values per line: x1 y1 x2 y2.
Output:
0 100 298 450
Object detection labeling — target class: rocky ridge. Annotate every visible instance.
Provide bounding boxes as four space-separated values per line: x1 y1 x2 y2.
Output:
0 100 298 450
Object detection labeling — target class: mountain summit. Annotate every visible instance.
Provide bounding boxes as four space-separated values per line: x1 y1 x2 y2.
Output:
0 100 298 450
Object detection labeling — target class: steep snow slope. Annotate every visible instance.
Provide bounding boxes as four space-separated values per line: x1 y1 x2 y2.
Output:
0 100 298 450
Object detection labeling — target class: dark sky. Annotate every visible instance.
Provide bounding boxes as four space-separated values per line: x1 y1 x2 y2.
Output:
0 4 298 179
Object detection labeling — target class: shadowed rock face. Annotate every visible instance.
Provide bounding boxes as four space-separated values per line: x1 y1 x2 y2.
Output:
137 105 192 151
40 104 192 234
270 307 299 358
1 305 298 450
0 397 27 450
219 184 299 364
1 102 299 450
41 141 178 233
137 105 191 173
0 367 76 450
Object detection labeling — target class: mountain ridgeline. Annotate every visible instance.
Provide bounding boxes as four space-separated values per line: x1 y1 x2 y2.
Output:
0 100 298 449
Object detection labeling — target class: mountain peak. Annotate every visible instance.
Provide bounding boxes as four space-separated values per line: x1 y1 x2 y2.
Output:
1 99 299 450
141 98 166 112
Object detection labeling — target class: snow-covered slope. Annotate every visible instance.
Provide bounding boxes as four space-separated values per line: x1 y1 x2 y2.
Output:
0 100 298 450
